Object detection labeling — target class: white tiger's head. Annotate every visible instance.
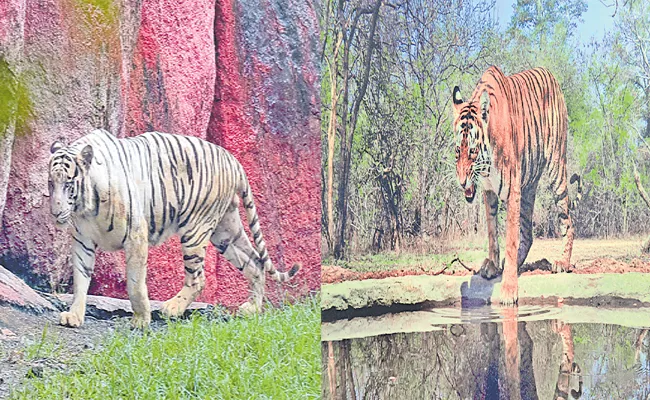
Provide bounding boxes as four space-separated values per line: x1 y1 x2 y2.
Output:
48 141 93 227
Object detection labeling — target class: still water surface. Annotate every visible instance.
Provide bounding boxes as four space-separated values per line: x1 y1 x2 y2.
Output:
322 306 650 399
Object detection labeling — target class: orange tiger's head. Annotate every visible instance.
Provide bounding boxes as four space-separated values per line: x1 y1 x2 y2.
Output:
452 86 492 203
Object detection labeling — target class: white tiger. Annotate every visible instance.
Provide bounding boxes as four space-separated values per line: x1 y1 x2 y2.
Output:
48 129 299 328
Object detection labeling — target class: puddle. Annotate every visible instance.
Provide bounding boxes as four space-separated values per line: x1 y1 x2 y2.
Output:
321 306 650 399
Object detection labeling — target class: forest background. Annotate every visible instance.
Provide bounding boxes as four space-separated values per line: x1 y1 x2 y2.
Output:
320 0 650 265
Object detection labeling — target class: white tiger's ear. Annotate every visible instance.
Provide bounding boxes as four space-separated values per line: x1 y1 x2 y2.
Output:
480 89 490 124
50 141 64 154
79 144 93 168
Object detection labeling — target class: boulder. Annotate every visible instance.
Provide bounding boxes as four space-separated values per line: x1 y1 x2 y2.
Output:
54 293 214 321
0 264 55 313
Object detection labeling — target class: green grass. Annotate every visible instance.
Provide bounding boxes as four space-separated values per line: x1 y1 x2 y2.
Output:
11 298 320 400
22 323 65 361
345 251 485 273
322 235 499 274
331 238 490 274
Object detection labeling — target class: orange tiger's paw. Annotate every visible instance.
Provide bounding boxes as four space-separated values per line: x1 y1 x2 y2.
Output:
59 311 84 328
552 260 572 273
498 280 519 306
479 258 501 280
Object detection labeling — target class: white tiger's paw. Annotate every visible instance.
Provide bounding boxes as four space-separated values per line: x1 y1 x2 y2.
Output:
238 301 262 316
161 298 185 318
131 312 151 329
59 311 84 328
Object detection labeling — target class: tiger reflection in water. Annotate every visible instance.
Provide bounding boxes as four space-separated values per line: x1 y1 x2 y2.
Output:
551 321 583 400
488 317 583 400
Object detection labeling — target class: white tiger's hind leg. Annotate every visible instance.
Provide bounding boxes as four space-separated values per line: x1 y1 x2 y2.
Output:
161 234 210 318
211 200 265 315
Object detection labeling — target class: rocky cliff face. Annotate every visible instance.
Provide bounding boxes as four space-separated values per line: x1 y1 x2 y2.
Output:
0 0 320 306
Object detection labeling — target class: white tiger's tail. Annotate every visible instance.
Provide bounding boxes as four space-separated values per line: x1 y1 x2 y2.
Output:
240 180 300 282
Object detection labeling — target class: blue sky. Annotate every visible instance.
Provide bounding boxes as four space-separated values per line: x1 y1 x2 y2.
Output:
494 0 617 45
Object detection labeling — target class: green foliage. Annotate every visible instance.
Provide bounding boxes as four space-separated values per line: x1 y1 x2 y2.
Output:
11 299 321 400
73 0 119 29
0 58 34 138
508 0 587 41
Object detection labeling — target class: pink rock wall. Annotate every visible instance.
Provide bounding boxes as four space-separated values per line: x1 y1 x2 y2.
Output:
0 0 320 307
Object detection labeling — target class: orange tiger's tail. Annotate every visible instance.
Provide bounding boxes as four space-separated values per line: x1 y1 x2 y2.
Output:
569 173 582 210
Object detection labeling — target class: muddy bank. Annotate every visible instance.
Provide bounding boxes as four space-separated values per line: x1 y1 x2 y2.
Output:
322 256 650 284
321 273 650 314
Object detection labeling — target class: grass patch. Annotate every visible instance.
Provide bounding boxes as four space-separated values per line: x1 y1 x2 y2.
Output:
22 323 65 362
345 251 485 273
333 239 489 274
11 298 320 399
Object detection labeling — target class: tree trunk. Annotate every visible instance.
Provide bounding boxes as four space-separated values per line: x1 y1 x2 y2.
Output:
334 0 382 259
633 165 650 253
325 32 342 255
0 0 26 222
0 121 15 222
326 341 336 400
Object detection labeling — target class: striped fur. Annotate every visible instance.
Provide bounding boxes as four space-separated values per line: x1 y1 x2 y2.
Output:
552 322 583 400
452 66 579 305
48 129 299 328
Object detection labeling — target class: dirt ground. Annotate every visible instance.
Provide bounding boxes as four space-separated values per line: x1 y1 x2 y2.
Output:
323 238 650 284
0 305 117 398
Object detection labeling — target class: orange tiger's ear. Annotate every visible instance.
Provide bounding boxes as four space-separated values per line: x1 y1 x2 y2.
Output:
452 86 463 119
480 89 490 124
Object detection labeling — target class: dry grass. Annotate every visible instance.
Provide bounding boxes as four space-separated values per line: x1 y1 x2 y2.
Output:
526 237 645 267
326 237 650 280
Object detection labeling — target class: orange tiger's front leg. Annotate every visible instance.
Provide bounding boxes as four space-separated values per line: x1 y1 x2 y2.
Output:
499 181 521 306
479 190 501 280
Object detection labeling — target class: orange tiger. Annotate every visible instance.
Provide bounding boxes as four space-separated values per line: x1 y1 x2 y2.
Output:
452 66 579 305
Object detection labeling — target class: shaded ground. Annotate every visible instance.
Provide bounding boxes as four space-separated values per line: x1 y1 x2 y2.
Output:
323 238 650 284
0 305 116 399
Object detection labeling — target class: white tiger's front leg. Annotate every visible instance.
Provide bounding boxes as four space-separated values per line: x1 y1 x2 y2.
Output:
60 234 96 328
124 227 151 328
